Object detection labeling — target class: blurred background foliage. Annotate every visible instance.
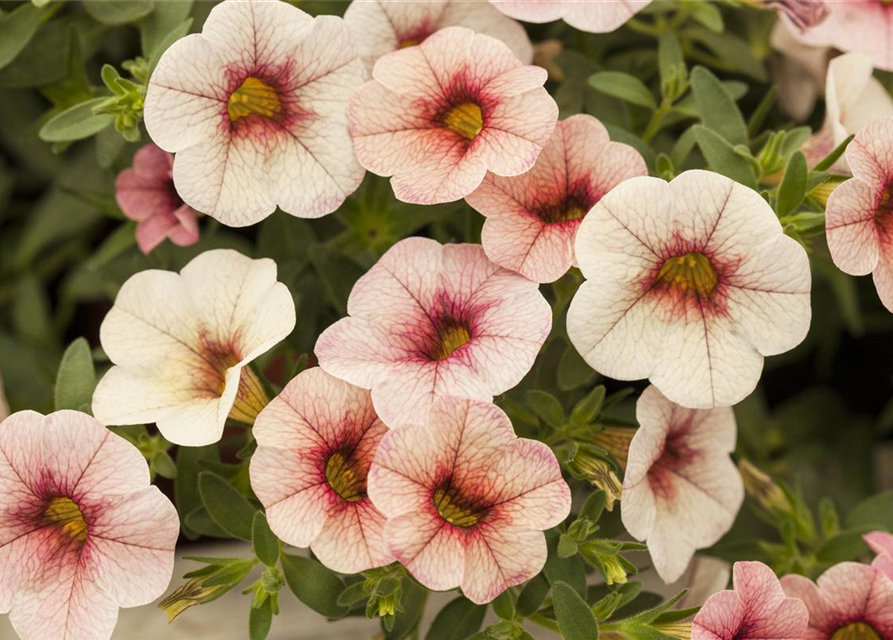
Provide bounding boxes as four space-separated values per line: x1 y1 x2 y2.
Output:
1 0 892 613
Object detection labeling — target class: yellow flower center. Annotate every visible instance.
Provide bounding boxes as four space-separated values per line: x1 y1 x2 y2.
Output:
537 202 588 224
442 103 483 140
398 38 421 48
433 486 481 528
44 497 88 543
431 323 471 361
325 452 366 502
876 182 893 229
831 623 881 640
657 252 718 298
227 77 283 123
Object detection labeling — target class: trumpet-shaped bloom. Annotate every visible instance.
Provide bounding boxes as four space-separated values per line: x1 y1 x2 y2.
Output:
825 117 893 313
315 237 551 426
865 531 893 582
144 0 366 227
249 368 392 574
801 53 893 170
0 410 180 640
344 0 532 72
466 114 647 283
567 170 812 409
367 397 571 604
487 0 652 33
347 26 558 205
693 561 808 640
92 249 295 446
782 562 893 640
115 144 200 254
784 1 893 73
622 386 743 584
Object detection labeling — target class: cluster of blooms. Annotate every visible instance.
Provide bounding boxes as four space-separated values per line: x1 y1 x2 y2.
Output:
5 0 893 639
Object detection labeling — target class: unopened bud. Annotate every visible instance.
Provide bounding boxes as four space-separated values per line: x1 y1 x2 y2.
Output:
570 448 622 511
738 459 793 515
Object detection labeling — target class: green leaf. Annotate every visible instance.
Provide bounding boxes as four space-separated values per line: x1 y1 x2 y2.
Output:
54 338 96 412
141 0 193 62
252 512 280 567
816 526 873 563
491 590 516 621
39 98 114 143
846 490 893 529
526 390 565 429
544 532 588 599
579 490 607 525
693 125 757 189
424 596 486 640
570 385 606 425
776 151 808 217
249 597 274 640
748 86 778 138
688 1 724 32
148 18 193 70
184 506 230 539
552 581 599 640
813 134 854 172
516 574 550 617
175 445 220 537
385 579 426 640
558 534 579 558
0 3 42 70
691 66 748 146
557 344 596 391
198 471 257 541
281 554 348 618
84 0 155 25
589 71 656 110
152 450 178 479
682 27 767 81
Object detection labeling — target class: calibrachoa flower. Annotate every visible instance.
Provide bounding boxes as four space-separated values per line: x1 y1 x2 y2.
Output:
144 0 366 227
347 26 558 205
466 114 647 283
825 117 893 312
567 170 812 409
621 385 744 583
487 0 652 33
344 0 532 73
0 410 180 640
115 144 200 254
801 53 893 170
692 561 809 640
249 367 392 574
784 0 893 72
782 562 893 640
315 237 551 426
865 531 893 581
92 249 295 446
367 397 571 604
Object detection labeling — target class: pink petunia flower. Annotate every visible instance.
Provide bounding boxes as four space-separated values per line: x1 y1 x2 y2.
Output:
487 0 652 33
769 19 830 121
249 367 392 574
782 562 893 640
115 144 200 254
466 114 647 283
864 531 893 582
367 397 571 604
825 117 893 313
693 561 808 640
344 0 532 73
783 1 893 73
92 249 296 446
567 170 812 409
799 53 893 170
0 410 180 640
347 26 558 205
144 0 366 227
622 385 744 584
314 237 552 427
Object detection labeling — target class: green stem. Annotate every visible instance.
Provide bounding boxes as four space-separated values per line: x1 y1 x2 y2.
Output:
642 99 673 144
529 613 561 632
625 17 663 37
